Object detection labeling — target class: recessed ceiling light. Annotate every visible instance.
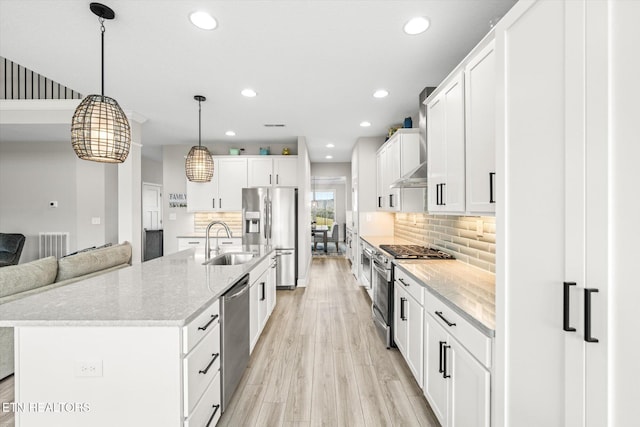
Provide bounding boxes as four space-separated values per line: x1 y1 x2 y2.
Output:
326 143 335 148
241 88 257 98
325 155 333 159
360 121 371 127
403 16 430 35
373 89 389 98
189 11 217 30
225 130 236 136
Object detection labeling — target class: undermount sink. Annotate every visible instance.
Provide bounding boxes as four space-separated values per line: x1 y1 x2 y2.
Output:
203 252 254 266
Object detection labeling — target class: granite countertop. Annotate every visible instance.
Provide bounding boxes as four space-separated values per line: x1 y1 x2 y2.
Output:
0 245 274 328
176 234 242 239
360 234 495 336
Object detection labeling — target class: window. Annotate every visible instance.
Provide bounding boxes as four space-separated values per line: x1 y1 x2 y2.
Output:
311 189 335 228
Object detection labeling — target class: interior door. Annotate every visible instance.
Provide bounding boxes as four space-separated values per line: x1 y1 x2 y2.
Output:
142 183 162 230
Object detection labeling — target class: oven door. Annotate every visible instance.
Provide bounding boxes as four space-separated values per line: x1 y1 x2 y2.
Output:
372 258 392 348
361 246 373 289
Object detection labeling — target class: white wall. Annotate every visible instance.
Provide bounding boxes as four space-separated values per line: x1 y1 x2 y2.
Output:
0 140 116 262
142 157 163 185
297 137 311 287
161 145 194 255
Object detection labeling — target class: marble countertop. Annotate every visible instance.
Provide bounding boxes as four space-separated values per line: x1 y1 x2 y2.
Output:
0 245 274 328
360 234 495 336
176 234 241 239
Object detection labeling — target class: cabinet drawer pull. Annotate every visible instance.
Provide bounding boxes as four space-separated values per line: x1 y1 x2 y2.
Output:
205 404 221 427
271 263 277 268
563 282 576 332
398 277 409 287
221 241 233 245
260 282 266 301
188 241 200 245
400 297 407 321
489 172 496 203
198 353 220 375
435 311 456 327
197 314 219 331
584 288 599 343
442 344 451 378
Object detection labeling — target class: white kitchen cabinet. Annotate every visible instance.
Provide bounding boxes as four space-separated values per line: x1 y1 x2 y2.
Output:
249 255 276 352
187 157 247 212
464 40 496 214
267 257 277 315
375 129 423 212
424 311 490 427
394 274 424 387
176 237 242 253
247 156 298 187
427 72 465 213
495 0 617 426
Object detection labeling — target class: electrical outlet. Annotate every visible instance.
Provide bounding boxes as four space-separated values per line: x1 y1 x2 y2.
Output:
91 217 101 225
75 360 103 377
476 219 484 237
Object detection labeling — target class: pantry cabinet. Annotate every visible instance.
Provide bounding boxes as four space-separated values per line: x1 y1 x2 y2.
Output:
247 156 298 187
187 157 247 212
494 0 617 425
427 72 466 213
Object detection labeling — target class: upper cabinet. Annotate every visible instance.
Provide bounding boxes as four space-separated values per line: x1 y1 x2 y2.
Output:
465 41 496 214
248 156 298 187
426 37 496 215
376 129 424 213
427 72 466 214
186 157 248 212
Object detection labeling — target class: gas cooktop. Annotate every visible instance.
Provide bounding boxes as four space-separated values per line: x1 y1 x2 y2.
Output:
378 244 455 260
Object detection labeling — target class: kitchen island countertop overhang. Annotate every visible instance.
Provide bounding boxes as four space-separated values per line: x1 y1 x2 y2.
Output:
0 245 274 327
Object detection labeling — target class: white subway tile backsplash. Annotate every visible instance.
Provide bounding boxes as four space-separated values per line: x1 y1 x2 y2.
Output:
394 213 495 273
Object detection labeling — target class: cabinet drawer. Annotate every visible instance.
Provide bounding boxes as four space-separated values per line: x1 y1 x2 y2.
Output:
178 238 204 252
184 323 221 416
424 290 491 368
394 267 424 306
250 254 274 285
183 300 220 354
184 369 221 427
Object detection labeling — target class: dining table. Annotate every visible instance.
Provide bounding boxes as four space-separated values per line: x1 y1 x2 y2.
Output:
312 225 329 253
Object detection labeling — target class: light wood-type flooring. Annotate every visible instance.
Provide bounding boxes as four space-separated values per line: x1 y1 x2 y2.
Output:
0 257 439 427
219 257 439 427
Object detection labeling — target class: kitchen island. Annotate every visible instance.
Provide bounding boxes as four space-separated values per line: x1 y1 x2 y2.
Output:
0 246 274 427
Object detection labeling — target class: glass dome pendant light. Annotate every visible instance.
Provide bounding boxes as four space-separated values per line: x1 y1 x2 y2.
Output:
185 95 214 182
71 3 131 163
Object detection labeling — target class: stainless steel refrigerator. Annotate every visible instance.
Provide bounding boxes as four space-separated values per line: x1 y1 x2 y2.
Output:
242 187 297 289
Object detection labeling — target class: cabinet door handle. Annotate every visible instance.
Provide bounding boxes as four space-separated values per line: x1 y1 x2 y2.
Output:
442 344 451 378
400 297 407 321
219 198 222 209
438 341 445 374
212 198 215 209
198 352 220 375
276 174 279 184
441 183 446 206
584 288 599 343
197 314 219 331
435 311 456 327
389 194 394 208
563 282 576 332
489 172 496 203
205 404 221 427
378 196 382 208
269 174 272 185
398 277 409 287
260 282 266 301
436 184 442 206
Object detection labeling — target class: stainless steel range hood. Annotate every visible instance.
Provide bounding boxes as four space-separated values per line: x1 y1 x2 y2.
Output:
390 86 434 189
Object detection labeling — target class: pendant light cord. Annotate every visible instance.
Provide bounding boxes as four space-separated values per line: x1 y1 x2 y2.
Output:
198 98 202 148
100 17 105 97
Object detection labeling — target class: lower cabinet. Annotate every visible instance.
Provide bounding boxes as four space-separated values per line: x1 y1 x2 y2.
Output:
394 283 424 387
249 253 277 352
424 312 490 427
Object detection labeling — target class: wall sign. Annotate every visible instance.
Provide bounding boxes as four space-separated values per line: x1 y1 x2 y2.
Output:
169 193 187 208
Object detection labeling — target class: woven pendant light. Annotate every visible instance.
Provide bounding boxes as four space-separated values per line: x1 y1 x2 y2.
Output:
71 3 131 163
185 95 214 182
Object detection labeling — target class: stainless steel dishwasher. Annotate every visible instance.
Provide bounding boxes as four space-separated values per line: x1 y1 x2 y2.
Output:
220 273 250 412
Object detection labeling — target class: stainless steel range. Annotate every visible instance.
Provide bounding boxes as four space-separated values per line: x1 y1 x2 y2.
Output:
371 244 454 348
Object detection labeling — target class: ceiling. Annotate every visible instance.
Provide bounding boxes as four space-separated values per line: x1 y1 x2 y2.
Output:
0 0 517 162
